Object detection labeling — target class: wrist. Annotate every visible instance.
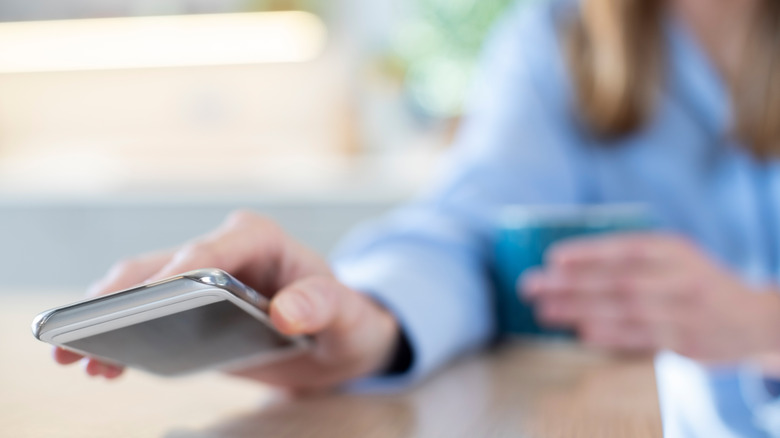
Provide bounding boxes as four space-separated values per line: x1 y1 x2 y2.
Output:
749 290 780 357
360 297 404 378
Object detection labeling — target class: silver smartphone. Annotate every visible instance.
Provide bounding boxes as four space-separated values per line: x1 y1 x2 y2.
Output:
32 268 310 376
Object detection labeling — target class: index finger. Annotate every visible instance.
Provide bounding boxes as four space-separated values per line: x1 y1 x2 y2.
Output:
144 211 330 294
53 250 176 368
546 233 670 270
88 250 176 297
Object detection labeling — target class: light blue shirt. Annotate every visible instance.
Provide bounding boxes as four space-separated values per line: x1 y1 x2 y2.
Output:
333 0 780 436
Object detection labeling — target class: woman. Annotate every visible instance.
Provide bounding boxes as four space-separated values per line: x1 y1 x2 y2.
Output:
55 0 780 422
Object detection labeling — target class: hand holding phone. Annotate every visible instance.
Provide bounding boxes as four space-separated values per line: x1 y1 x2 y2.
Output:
45 211 400 392
35 269 312 376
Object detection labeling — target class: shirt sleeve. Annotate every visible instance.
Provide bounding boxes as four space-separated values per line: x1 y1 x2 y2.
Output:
752 387 780 437
333 0 593 384
738 363 780 437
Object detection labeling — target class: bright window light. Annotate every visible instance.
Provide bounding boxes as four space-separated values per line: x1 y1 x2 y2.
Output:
0 11 327 73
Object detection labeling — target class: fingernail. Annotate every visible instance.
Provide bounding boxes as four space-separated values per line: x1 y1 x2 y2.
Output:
83 359 98 376
546 274 567 290
97 363 109 376
275 295 309 330
104 365 123 379
86 360 110 377
520 272 542 296
549 249 578 268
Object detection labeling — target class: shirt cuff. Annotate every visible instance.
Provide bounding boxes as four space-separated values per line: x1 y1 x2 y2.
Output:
332 242 494 390
739 362 780 436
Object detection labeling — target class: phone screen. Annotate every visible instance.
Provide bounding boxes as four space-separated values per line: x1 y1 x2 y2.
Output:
63 300 292 375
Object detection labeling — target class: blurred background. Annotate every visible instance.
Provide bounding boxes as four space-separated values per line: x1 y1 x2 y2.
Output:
0 0 514 291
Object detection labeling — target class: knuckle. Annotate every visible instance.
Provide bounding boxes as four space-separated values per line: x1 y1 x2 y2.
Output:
545 245 567 264
686 276 705 294
176 241 220 265
300 275 342 302
224 209 256 226
108 258 143 277
521 270 554 298
180 240 212 256
287 283 319 310
678 275 706 302
225 211 285 247
623 304 648 324
615 276 637 298
669 234 696 255
281 277 343 322
673 330 702 359
621 238 653 265
623 240 644 258
676 340 698 359
628 333 657 352
579 323 604 345
225 209 276 231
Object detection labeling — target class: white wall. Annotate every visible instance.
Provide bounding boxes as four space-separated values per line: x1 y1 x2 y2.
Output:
0 198 395 291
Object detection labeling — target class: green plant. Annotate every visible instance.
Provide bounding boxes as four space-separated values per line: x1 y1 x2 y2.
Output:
391 0 516 118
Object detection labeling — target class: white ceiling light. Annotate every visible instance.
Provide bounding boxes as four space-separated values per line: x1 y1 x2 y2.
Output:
0 11 327 73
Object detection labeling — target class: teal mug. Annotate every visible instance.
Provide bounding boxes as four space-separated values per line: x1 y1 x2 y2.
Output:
493 204 654 338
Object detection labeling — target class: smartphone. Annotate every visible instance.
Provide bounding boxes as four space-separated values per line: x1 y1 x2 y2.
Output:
32 268 310 377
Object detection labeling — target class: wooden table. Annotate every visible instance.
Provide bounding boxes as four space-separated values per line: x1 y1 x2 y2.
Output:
2 292 663 437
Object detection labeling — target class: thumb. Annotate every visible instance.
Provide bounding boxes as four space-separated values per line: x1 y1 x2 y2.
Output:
269 276 360 336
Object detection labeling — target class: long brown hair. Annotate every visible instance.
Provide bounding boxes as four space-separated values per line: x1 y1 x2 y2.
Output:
567 0 780 159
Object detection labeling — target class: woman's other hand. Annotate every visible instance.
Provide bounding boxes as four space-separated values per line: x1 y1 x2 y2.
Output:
521 233 780 362
53 210 400 392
